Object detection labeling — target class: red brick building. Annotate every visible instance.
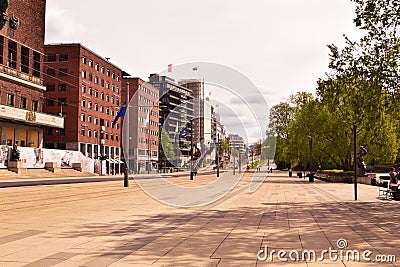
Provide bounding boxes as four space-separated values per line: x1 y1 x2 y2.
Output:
43 44 123 171
0 0 63 147
121 77 159 173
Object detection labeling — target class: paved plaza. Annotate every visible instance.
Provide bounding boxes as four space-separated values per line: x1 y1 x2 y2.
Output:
0 171 399 266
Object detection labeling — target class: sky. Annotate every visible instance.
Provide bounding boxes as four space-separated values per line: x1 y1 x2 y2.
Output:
45 0 364 142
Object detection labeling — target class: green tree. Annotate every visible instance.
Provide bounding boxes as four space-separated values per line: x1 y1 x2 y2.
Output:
158 127 175 164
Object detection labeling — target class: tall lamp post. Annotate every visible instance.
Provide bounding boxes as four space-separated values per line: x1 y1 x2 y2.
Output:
308 136 314 182
216 134 220 177
124 82 129 187
190 121 194 180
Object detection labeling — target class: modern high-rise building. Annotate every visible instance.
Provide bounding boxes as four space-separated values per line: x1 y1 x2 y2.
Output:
0 0 63 147
179 79 204 146
149 74 193 168
43 44 123 171
121 77 159 173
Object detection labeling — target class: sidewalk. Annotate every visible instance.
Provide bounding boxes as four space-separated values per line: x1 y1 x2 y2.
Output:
0 170 399 266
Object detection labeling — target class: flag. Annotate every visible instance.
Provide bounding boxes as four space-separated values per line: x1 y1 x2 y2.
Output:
112 102 126 125
168 64 172 72
179 126 189 138
175 121 179 132
192 66 198 71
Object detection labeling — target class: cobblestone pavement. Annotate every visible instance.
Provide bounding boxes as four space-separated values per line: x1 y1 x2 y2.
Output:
0 171 399 266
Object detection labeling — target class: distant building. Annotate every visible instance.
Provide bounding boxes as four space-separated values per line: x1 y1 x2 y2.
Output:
43 43 123 172
228 134 245 153
149 74 193 168
121 77 159 173
0 0 63 147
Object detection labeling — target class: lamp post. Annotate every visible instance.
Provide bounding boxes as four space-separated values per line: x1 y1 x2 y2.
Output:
124 82 129 187
216 134 220 177
190 121 194 180
308 136 314 182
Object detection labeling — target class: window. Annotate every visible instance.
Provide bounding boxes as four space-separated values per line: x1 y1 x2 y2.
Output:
88 73 92 81
20 97 27 109
59 54 68 61
58 84 67 91
101 79 104 87
88 87 92 95
116 75 120 82
6 93 14 106
81 85 86 93
105 133 109 140
94 104 98 111
101 66 104 74
94 76 98 84
106 108 109 115
112 72 115 79
106 95 109 102
94 91 99 98
89 59 93 67
58 98 67 106
59 68 67 76
81 99 85 107
101 93 104 100
21 46 29 74
82 56 86 64
94 118 98 125
100 106 104 113
46 84 55 91
46 98 55 106
82 70 86 78
58 129 65 136
106 69 110 76
33 51 40 78
47 54 56 62
111 84 115 91
88 116 92 123
32 100 39 112
94 131 98 138
81 129 85 136
95 63 99 71
111 134 114 141
8 40 17 69
116 135 119 141
116 99 119 105
81 114 85 121
111 97 114 104
47 68 56 77
106 82 110 89
46 128 53 135
88 102 92 109
88 130 91 137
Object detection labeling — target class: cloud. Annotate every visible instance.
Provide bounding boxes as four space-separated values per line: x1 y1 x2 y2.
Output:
45 6 86 43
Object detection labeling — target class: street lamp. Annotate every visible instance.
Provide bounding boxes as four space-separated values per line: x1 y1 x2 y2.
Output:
308 136 314 182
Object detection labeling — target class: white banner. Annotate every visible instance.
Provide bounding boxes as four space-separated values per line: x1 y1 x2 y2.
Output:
0 146 94 173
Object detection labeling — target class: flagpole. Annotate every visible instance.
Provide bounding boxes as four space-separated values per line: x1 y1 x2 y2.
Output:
124 82 129 187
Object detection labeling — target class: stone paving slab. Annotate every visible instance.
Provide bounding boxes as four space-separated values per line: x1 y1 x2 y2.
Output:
0 170 399 266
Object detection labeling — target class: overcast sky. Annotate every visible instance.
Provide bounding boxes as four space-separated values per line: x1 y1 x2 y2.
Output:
45 0 364 142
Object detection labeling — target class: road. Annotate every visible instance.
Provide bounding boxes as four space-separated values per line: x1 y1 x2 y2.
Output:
0 171 399 266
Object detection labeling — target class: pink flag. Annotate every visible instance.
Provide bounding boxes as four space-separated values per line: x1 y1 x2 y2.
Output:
168 64 172 72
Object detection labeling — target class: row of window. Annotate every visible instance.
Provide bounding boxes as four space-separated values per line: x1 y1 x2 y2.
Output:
138 138 158 146
82 56 120 81
139 85 158 98
81 85 119 104
46 54 68 62
4 93 39 111
46 84 67 91
46 68 67 77
1 37 41 77
80 129 119 141
80 114 119 129
81 70 120 92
